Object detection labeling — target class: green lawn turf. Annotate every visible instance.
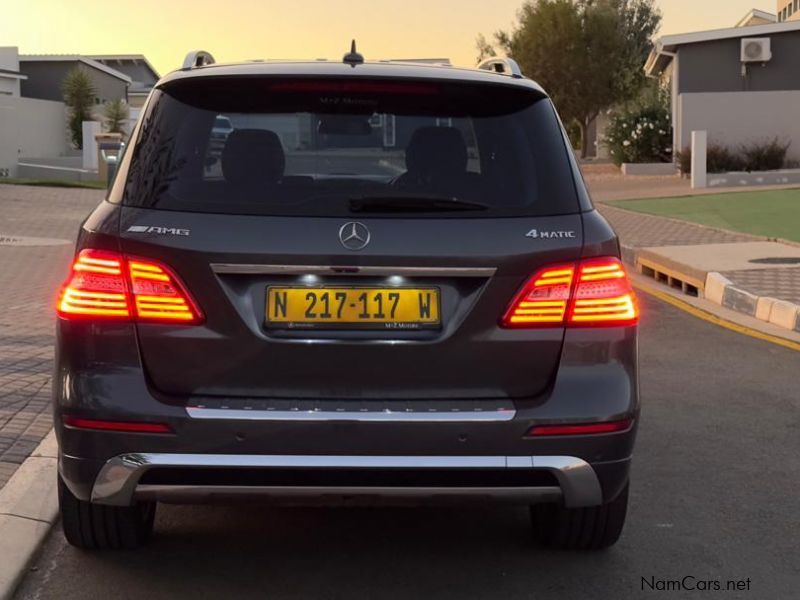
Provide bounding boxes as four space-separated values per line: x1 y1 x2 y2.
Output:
607 189 800 243
0 178 106 190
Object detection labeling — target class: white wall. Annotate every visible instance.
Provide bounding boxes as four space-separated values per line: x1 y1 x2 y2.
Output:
0 96 69 177
0 77 20 97
0 47 22 97
678 91 800 160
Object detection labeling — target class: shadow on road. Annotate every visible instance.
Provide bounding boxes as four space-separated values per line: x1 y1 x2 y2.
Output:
75 504 629 598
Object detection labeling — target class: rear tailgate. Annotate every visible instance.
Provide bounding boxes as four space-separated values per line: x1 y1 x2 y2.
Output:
116 72 586 404
121 209 582 401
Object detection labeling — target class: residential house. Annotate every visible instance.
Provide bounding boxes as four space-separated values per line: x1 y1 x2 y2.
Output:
18 55 131 114
0 47 26 97
777 0 800 22
735 8 777 27
88 54 159 126
646 9 800 162
0 48 69 177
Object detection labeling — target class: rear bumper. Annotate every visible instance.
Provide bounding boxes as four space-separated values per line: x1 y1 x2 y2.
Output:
74 452 612 508
55 319 638 510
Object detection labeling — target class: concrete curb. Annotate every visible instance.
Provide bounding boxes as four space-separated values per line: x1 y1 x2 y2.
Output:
709 275 799 332
620 243 800 333
0 430 58 600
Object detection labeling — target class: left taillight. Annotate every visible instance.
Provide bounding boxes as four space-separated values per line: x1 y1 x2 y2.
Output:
57 250 131 319
501 257 638 328
57 249 203 324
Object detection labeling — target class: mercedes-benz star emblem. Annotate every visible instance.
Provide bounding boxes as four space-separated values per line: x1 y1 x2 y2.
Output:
338 222 371 250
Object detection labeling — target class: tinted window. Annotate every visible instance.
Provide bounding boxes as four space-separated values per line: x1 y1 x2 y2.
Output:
122 77 579 217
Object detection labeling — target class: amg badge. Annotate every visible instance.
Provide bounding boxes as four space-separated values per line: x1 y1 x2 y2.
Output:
127 225 191 236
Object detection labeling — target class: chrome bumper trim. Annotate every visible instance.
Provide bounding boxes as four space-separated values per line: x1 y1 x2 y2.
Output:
185 407 516 422
91 454 602 508
135 485 563 504
210 264 496 277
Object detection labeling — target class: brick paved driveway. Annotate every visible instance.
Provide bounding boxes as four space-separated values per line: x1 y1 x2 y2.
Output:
596 204 754 248
0 185 102 489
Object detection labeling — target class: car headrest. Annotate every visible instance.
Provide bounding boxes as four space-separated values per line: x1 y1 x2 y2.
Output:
405 127 468 179
221 129 285 186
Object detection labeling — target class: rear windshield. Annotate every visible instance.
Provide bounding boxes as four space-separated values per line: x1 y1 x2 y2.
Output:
122 77 580 217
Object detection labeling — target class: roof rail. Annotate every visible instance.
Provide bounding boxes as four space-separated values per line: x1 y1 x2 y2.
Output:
477 57 523 78
182 50 215 70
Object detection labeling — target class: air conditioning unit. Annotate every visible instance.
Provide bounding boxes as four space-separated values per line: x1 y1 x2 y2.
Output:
741 38 771 63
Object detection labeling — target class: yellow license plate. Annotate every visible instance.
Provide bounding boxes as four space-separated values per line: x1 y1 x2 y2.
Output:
266 287 441 329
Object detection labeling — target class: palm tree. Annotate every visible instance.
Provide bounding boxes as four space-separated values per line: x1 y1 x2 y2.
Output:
62 68 96 149
104 99 129 138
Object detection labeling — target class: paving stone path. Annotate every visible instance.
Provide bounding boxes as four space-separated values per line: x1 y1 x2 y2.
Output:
0 184 101 488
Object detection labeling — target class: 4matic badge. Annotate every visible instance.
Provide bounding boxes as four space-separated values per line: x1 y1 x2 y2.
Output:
525 229 577 239
127 225 190 236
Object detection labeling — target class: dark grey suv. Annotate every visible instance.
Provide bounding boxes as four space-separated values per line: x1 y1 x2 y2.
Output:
54 49 639 551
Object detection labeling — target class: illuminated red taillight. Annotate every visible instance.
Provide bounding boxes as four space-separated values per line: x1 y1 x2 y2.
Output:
57 250 131 318
527 419 633 436
128 259 202 323
568 258 638 326
57 249 203 324
62 415 173 433
501 264 574 326
501 257 637 328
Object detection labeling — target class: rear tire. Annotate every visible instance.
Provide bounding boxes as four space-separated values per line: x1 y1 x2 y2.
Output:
530 483 628 550
58 475 156 550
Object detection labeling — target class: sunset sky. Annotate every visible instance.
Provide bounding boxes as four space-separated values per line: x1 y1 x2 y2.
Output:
2 0 777 76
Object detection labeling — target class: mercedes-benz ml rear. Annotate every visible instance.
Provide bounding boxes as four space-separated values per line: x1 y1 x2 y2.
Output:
54 57 639 551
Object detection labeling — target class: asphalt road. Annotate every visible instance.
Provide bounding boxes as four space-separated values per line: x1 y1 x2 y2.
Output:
14 294 800 600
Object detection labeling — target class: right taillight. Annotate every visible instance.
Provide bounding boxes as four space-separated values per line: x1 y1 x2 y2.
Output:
568 258 638 326
501 257 638 328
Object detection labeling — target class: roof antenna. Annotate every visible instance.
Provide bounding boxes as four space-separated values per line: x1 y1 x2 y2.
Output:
343 39 364 67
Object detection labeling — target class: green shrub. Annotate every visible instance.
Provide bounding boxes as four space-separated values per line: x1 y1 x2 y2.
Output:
62 68 96 149
676 138 791 174
708 145 746 173
740 139 790 172
678 144 744 174
103 99 129 138
675 147 690 175
603 89 672 166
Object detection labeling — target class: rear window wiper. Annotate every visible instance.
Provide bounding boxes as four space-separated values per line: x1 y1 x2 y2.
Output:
349 194 489 213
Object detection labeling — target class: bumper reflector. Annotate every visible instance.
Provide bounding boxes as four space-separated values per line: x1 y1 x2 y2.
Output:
527 419 633 437
62 416 173 434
